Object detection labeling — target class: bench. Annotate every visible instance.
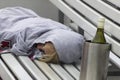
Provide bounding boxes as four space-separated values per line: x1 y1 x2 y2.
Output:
0 0 120 80
49 0 120 80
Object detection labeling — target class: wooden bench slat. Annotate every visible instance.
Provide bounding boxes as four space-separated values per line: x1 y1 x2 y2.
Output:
50 64 74 80
83 0 120 25
63 64 80 80
1 54 33 80
0 59 16 80
34 60 61 80
18 56 48 80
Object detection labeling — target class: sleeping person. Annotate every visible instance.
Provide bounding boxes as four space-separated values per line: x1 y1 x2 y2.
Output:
0 7 85 64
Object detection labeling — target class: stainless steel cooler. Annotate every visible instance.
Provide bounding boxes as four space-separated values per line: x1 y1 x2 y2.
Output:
80 41 111 80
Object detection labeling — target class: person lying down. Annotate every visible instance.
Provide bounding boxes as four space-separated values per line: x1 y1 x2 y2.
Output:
0 7 85 64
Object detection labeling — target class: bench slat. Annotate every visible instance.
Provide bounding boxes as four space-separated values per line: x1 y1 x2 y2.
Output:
50 64 74 80
75 64 81 70
1 54 33 80
106 0 120 8
83 0 120 25
110 52 120 68
18 56 48 80
34 60 61 80
49 0 96 37
0 59 16 80
63 64 80 80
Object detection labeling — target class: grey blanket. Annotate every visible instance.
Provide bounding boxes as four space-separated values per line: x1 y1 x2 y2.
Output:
0 7 84 63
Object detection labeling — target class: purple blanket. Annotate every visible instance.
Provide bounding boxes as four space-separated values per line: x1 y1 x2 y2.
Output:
0 7 84 63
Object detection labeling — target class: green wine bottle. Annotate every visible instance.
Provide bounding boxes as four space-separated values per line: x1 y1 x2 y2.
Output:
92 17 106 44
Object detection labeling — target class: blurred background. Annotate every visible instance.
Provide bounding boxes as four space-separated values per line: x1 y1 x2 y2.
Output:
0 0 59 21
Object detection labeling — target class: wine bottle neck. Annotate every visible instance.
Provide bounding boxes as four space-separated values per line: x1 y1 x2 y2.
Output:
97 18 105 29
98 23 104 29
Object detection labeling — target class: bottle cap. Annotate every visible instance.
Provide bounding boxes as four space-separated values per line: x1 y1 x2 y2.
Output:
98 17 105 22
98 17 105 28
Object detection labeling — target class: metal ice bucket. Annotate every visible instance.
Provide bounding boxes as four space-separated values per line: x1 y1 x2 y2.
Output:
80 41 111 80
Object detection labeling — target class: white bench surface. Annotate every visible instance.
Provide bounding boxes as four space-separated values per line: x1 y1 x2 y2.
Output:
0 53 81 80
1 54 33 80
18 56 48 80
0 59 15 80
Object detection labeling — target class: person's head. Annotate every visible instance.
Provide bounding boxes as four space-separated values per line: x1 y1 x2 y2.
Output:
36 42 59 63
34 29 85 63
